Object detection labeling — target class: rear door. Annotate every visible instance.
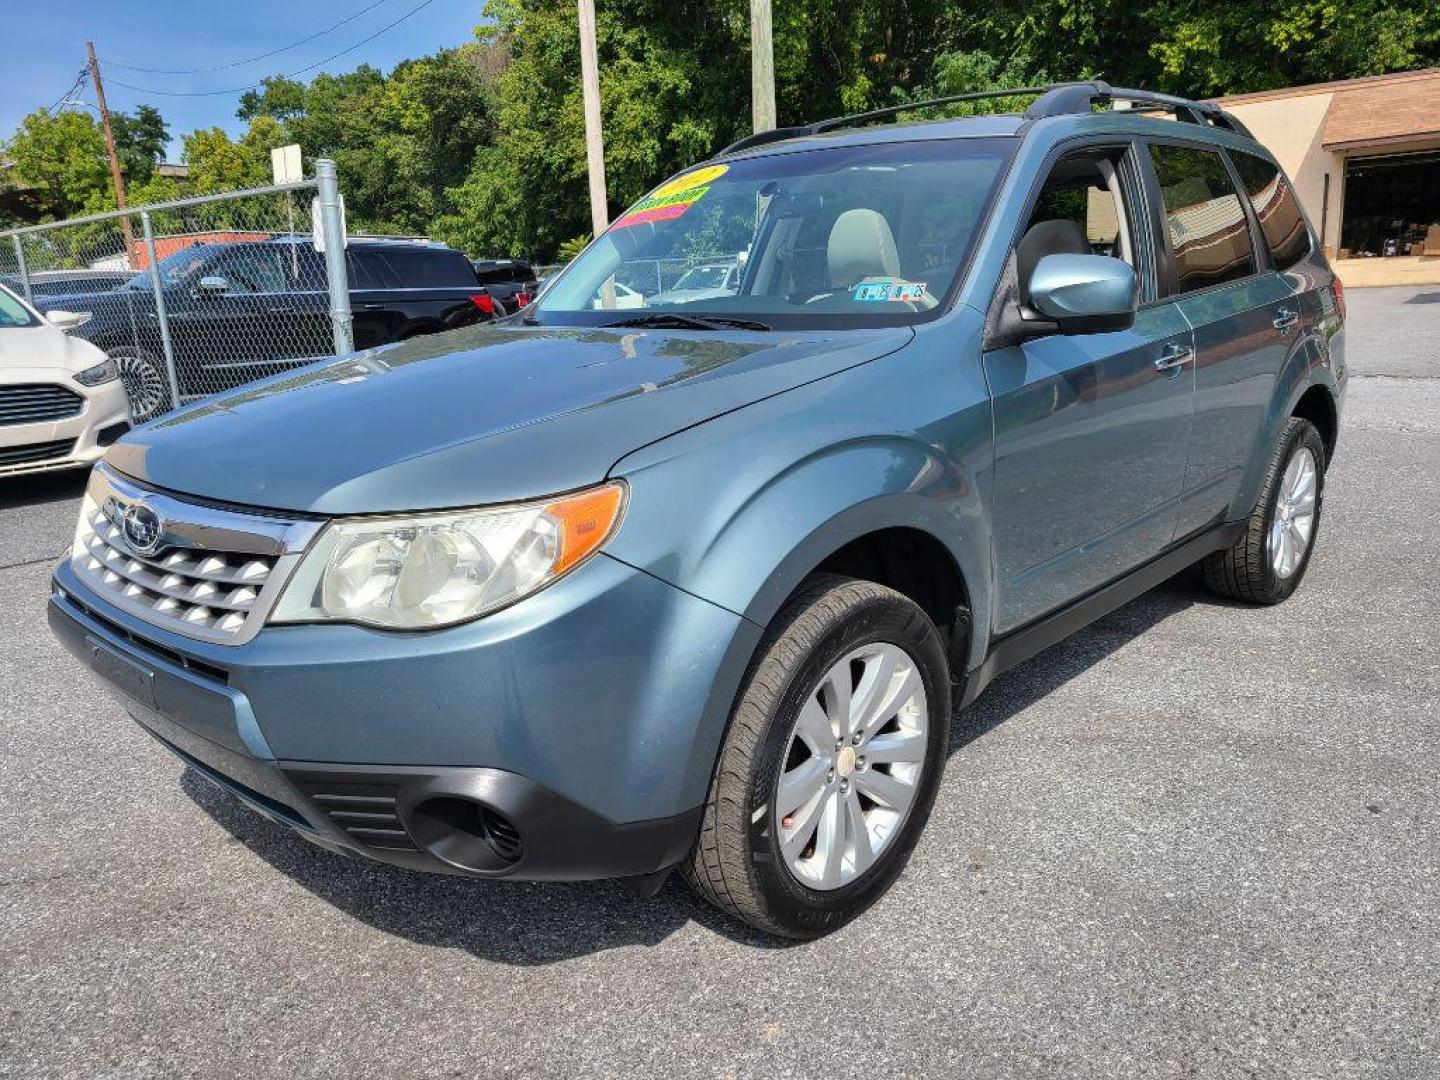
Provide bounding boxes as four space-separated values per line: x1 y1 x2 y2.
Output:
983 140 1197 632
1140 141 1301 537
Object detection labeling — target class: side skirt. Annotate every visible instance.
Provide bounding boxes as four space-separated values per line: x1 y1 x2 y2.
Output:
959 521 1243 709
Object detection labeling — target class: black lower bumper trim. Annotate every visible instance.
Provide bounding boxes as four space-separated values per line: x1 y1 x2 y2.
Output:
280 762 701 881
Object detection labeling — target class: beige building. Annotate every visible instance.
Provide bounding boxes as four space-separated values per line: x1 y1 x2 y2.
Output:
1218 68 1440 286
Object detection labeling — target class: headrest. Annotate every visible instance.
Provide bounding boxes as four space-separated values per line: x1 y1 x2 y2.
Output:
1016 219 1089 301
827 209 901 287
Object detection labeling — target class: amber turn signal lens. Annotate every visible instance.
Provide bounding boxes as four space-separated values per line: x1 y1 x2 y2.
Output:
547 483 626 576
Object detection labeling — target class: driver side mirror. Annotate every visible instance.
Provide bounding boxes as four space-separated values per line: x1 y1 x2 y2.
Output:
195 275 231 297
1026 254 1137 334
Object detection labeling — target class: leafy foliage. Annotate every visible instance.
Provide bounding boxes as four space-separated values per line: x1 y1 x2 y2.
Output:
4 0 1439 253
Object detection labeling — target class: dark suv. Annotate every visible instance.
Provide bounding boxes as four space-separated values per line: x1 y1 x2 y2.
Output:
36 238 489 419
50 82 1345 938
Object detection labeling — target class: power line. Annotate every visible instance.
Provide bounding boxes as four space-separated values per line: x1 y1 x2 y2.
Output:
100 0 394 75
46 66 91 114
104 0 440 98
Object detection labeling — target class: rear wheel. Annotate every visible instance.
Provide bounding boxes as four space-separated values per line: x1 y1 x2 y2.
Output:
107 347 168 422
683 575 952 938
1202 417 1325 604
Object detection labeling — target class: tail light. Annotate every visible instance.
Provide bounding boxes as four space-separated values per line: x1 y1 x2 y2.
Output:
513 290 533 309
470 293 496 316
1332 276 1345 322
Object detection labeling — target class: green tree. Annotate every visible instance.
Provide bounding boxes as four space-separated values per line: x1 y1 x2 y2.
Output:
3 109 109 220
112 104 169 185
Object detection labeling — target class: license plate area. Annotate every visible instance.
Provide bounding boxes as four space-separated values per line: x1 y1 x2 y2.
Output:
86 636 157 709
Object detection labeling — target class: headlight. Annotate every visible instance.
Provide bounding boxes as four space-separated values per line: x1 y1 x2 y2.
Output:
73 358 120 387
270 482 626 630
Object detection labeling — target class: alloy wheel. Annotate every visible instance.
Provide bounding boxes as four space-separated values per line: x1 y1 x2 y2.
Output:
111 352 168 421
775 643 929 891
1269 446 1318 579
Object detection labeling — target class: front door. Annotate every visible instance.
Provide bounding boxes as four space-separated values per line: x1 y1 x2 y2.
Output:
983 142 1196 632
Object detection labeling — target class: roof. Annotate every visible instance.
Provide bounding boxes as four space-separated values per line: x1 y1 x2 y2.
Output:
1215 66 1440 107
720 113 1027 161
1321 71 1440 149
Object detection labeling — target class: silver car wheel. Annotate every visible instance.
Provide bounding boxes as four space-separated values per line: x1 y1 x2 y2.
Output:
1269 445 1318 580
111 352 167 421
775 642 929 891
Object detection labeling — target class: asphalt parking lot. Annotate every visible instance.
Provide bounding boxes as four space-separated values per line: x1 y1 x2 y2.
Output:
2 286 1437 1079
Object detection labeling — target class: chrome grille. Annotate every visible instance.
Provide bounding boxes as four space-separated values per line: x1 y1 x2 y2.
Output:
0 383 84 428
69 464 322 645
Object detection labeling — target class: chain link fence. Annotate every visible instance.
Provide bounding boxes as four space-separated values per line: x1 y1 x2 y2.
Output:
0 162 351 422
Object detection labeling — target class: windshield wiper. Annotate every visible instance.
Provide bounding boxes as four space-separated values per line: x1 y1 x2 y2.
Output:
601 312 772 332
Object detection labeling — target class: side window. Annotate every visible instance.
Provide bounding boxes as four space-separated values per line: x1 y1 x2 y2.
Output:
1230 152 1311 272
1148 144 1257 294
345 251 385 289
1018 145 1144 298
216 246 288 294
380 249 480 288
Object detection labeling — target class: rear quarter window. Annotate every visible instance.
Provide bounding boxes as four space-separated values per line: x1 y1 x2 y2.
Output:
378 249 479 288
1229 152 1311 272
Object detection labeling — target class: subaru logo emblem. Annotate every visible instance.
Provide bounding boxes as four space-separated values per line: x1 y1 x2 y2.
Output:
121 503 164 556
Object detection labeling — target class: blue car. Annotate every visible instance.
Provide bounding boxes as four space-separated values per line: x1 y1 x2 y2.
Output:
49 82 1345 938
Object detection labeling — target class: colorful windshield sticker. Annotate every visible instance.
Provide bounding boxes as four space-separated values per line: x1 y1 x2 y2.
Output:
613 165 729 230
853 278 929 303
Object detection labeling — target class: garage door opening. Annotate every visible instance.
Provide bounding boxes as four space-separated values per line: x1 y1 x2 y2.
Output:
1340 150 1440 258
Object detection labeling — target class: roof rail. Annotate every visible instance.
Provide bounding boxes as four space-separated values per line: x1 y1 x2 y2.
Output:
716 86 1053 157
715 80 1254 158
1026 80 1254 138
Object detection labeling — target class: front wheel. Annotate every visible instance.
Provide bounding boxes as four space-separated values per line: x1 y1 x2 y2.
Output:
1202 417 1326 604
683 575 952 938
106 347 169 422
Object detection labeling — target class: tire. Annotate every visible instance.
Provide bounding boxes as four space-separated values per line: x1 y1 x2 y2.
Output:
683 574 953 939
106 347 169 422
1202 417 1326 604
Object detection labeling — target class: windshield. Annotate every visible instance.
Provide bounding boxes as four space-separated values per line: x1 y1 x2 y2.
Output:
535 137 1013 329
123 245 214 289
0 286 40 329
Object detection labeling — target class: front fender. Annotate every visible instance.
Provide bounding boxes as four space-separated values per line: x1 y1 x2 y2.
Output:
606 331 995 673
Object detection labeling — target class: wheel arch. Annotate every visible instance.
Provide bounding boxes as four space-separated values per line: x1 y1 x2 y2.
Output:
1291 383 1338 466
1232 341 1342 518
612 430 994 679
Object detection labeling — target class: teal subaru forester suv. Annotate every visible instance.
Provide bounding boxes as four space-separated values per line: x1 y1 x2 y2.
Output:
50 82 1344 938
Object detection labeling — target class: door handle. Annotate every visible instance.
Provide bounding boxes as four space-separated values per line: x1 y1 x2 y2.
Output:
1153 343 1194 372
1273 309 1300 332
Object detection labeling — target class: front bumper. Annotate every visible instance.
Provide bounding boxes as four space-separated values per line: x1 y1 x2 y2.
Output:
0 379 130 477
50 552 760 881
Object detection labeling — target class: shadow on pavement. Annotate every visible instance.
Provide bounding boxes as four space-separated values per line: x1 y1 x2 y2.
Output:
181 570 1211 962
0 468 89 511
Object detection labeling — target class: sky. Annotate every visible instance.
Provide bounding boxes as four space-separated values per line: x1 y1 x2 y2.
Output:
2 0 483 158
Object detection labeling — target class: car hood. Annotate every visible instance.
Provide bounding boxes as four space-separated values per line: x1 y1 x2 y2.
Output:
107 321 913 514
33 288 143 311
0 321 107 379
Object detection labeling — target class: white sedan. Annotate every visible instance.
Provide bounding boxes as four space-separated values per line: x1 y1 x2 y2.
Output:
1 284 133 479
589 281 645 310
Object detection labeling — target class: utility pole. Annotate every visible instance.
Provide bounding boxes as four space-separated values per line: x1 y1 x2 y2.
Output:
750 0 776 133
85 41 136 265
576 0 608 239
